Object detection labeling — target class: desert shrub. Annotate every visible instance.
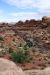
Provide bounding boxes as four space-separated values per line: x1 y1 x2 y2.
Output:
0 51 3 57
26 40 33 48
19 43 22 47
0 49 8 57
9 48 13 53
11 51 29 63
0 36 4 41
48 34 50 38
23 45 28 50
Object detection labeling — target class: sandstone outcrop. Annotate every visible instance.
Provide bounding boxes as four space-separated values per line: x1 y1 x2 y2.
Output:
0 58 25 75
42 16 50 24
25 67 50 75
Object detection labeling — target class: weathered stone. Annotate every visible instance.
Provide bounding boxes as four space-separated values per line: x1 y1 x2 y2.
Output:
42 16 50 24
25 67 50 75
41 23 48 28
0 58 25 75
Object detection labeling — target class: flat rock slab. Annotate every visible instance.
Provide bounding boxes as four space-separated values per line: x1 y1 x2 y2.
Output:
0 58 25 75
25 70 44 75
25 67 50 75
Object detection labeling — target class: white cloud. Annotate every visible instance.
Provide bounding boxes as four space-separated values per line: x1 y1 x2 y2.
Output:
3 0 36 8
3 0 50 9
2 0 50 15
0 18 16 23
36 0 50 13
0 12 42 22
1 0 50 22
10 12 38 17
10 12 42 21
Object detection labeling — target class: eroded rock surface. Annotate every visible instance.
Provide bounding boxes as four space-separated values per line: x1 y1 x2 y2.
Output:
0 58 25 75
25 67 50 75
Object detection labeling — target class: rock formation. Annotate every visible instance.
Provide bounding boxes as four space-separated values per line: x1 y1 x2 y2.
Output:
42 16 50 24
25 67 50 75
0 58 25 75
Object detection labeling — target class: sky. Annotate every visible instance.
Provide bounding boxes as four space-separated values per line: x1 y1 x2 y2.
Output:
0 0 50 22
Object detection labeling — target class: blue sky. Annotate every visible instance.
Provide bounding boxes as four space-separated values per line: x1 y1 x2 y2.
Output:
0 0 50 22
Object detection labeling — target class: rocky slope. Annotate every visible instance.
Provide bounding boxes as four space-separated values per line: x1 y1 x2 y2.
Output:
0 16 50 70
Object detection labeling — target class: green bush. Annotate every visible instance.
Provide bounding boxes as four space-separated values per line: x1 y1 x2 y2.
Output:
11 51 29 63
26 40 33 48
23 45 28 50
0 37 4 41
48 34 50 38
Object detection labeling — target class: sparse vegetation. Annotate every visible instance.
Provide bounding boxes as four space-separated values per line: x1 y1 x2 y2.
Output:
11 51 30 63
0 17 50 70
0 37 4 41
19 43 22 47
23 45 28 50
9 48 13 53
48 34 50 38
26 40 33 48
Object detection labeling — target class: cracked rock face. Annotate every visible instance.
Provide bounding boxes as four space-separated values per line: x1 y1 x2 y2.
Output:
0 58 25 75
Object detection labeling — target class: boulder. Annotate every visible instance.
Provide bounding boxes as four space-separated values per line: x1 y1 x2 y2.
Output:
0 58 25 75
